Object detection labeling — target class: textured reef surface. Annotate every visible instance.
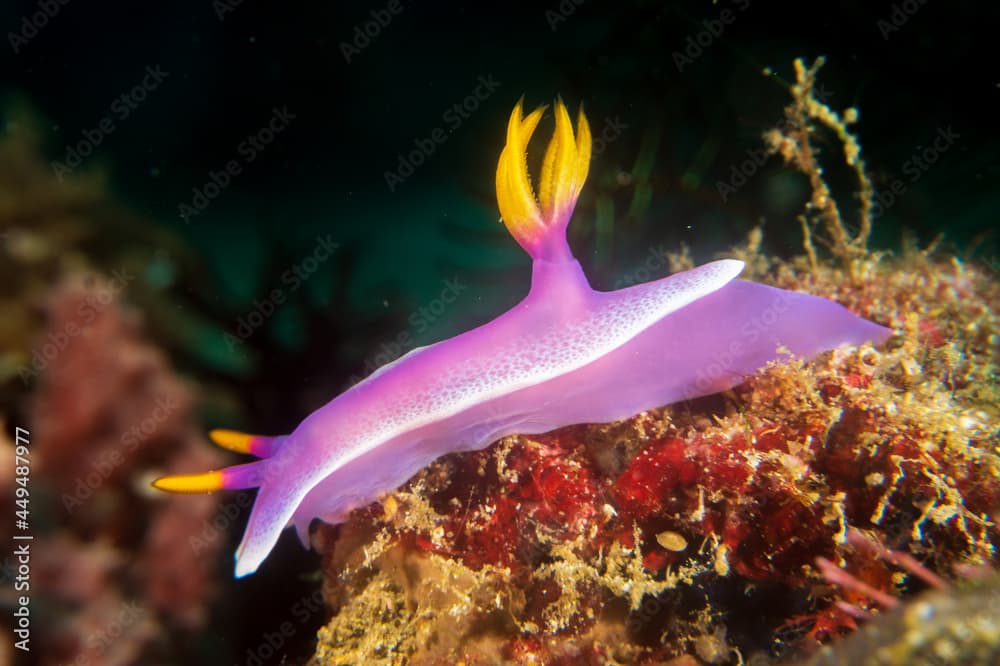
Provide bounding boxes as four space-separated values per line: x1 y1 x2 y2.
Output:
308 249 999 665
307 60 998 665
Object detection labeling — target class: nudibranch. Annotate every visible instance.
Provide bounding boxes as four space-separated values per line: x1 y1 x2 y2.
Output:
154 99 892 577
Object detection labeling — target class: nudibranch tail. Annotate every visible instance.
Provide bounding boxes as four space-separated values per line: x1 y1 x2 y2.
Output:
496 97 590 261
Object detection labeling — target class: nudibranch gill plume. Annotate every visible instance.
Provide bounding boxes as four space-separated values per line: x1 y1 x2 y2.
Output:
154 98 892 577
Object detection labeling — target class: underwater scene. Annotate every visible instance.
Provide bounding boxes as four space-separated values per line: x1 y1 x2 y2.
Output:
1 1 998 664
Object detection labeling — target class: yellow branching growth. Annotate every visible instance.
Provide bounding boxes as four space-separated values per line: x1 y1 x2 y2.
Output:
764 56 874 283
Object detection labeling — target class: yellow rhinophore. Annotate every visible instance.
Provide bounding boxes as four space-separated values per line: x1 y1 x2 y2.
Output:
496 97 591 259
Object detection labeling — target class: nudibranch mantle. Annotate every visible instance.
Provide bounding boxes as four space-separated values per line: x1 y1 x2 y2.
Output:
155 99 891 577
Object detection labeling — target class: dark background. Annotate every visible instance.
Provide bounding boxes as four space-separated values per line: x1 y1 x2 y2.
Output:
3 0 996 663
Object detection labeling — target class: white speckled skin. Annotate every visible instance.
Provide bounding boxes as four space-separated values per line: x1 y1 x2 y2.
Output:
233 257 746 576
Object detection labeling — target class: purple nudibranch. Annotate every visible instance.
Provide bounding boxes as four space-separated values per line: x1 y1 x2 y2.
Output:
154 99 892 577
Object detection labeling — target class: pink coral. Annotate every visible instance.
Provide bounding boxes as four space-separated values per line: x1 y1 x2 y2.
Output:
27 275 227 663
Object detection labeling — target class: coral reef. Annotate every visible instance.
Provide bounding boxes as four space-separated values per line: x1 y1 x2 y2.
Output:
24 277 227 665
308 59 998 665
308 249 998 665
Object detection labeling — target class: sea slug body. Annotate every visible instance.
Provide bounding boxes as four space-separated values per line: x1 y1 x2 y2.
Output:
154 98 892 577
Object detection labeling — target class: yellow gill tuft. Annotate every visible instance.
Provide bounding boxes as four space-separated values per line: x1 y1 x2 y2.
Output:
539 98 590 221
496 99 546 241
496 97 591 253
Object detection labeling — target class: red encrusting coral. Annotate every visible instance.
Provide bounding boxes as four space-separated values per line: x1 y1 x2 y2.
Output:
412 430 605 572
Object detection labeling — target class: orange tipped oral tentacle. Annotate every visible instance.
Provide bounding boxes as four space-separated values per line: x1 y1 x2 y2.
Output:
152 470 225 494
495 97 592 261
208 429 282 458
209 429 256 453
152 461 264 494
152 429 280 496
